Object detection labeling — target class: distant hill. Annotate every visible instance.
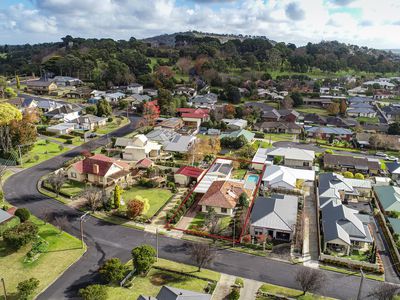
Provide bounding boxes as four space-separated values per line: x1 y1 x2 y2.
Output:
141 30 276 47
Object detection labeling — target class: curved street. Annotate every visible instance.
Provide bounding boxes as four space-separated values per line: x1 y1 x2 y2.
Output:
2 118 390 300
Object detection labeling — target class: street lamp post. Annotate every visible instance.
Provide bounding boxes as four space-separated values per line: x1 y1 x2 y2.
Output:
232 218 236 248
80 212 90 249
356 268 364 300
156 228 159 262
1 278 7 300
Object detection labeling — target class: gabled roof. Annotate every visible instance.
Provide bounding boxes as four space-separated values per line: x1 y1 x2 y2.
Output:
27 80 55 87
386 162 400 175
266 147 315 161
262 165 315 189
220 129 255 143
164 135 195 153
323 154 381 171
0 209 13 224
72 154 129 177
251 194 298 232
138 285 211 300
306 126 353 135
146 128 178 145
375 186 400 212
135 158 154 169
175 166 205 179
198 180 251 209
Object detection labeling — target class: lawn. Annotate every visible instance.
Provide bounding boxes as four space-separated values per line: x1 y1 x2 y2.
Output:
105 258 220 300
46 136 84 146
121 186 173 219
253 140 272 149
21 139 69 168
43 179 86 197
0 215 85 299
296 106 329 116
232 169 247 179
257 283 333 300
356 116 379 124
96 117 129 135
263 133 295 142
189 212 231 232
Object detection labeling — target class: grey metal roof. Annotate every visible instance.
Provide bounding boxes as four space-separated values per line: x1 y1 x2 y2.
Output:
250 194 298 232
138 286 211 300
0 209 13 224
164 135 195 153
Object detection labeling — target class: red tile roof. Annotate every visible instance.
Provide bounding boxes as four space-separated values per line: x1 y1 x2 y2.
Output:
72 154 129 176
177 108 209 114
198 180 251 209
176 166 205 179
136 158 154 168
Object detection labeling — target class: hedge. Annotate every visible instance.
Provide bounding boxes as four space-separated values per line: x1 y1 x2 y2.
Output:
166 193 196 224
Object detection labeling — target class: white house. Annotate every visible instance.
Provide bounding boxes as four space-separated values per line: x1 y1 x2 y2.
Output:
262 165 315 191
47 123 75 135
122 134 162 161
222 119 248 130
126 83 143 94
252 147 315 170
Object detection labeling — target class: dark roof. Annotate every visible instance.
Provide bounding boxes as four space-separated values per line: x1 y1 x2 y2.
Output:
138 285 211 300
244 102 274 112
304 113 327 124
323 154 380 171
255 121 302 131
27 80 55 87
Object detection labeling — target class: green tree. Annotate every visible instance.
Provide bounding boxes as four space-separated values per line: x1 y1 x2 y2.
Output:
291 92 303 107
3 221 38 249
99 258 128 284
16 75 21 90
239 193 249 207
225 85 241 104
0 103 22 125
354 173 365 180
96 99 112 117
113 185 121 209
343 171 354 178
388 122 400 135
118 100 129 110
131 244 156 275
15 208 31 222
79 284 108 300
4 87 17 98
17 277 40 300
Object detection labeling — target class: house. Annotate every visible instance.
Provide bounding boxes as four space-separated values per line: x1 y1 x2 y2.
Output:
320 200 373 255
138 285 211 300
135 158 154 169
303 114 327 125
67 154 131 187
177 108 210 123
278 110 300 123
348 86 368 96
164 135 196 153
104 92 125 103
143 89 158 97
326 116 357 128
126 83 143 94
156 118 184 130
45 105 80 122
250 194 298 241
220 129 255 144
53 76 82 86
318 173 372 205
305 126 353 141
122 134 162 161
145 128 178 147
47 123 75 135
174 166 205 186
262 109 281 122
175 86 197 97
386 162 400 181
65 87 92 99
374 186 400 213
363 80 395 90
323 153 381 174
0 209 14 225
252 147 315 170
382 105 400 122
36 99 62 112
302 98 333 108
26 80 58 94
222 119 247 130
262 165 315 191
254 122 302 134
198 180 252 215
374 177 391 186
71 114 107 131
347 107 377 118
188 93 218 109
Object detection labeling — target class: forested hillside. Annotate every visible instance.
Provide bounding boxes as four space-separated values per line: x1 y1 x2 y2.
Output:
0 33 399 90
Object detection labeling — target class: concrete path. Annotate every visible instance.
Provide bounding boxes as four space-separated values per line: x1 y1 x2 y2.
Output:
240 279 263 300
152 188 187 226
212 273 236 300
302 183 319 268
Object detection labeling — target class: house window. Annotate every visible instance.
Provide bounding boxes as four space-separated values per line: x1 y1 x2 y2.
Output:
254 228 263 235
206 206 212 212
71 172 77 178
221 208 228 214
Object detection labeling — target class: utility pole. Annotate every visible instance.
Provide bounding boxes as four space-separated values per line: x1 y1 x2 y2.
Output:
80 212 90 249
1 278 7 300
356 268 364 300
232 218 236 248
156 228 159 262
17 145 23 168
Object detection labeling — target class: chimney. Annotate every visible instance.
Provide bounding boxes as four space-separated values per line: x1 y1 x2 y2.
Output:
92 164 99 174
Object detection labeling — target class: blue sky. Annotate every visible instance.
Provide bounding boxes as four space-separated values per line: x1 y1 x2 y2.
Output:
0 0 399 48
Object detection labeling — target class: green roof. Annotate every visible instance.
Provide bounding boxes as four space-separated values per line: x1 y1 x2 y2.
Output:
375 186 400 212
220 129 255 143
389 218 400 234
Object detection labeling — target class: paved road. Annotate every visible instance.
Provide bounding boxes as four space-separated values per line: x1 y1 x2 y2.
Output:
2 120 391 300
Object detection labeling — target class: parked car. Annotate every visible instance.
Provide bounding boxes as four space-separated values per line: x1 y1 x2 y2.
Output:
375 152 388 159
88 133 97 138
387 156 398 161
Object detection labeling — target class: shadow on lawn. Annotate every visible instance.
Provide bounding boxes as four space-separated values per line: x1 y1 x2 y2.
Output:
150 270 190 286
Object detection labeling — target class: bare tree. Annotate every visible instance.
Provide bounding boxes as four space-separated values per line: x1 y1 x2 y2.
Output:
368 282 400 300
42 208 53 225
54 215 69 234
47 171 67 196
295 268 325 295
81 187 103 212
189 243 216 271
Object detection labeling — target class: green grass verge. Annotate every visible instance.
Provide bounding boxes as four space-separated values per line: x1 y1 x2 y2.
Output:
319 264 384 281
121 186 173 219
263 133 295 142
257 283 334 300
21 139 69 168
296 106 329 116
356 116 379 124
106 258 219 300
95 117 129 135
0 215 85 299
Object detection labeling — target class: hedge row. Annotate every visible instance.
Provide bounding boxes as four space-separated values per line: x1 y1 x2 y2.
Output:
166 193 196 225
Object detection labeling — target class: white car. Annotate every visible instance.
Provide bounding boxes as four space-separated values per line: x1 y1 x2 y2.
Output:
387 156 399 161
376 152 388 158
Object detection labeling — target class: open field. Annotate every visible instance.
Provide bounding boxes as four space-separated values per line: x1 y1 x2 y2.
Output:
21 139 69 168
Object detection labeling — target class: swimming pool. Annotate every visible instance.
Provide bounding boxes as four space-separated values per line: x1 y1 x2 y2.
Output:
247 174 259 184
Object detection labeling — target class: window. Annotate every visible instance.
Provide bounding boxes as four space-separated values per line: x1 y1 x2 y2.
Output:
254 228 263 235
71 172 77 178
221 208 227 214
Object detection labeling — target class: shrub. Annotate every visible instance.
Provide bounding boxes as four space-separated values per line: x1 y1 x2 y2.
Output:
131 244 156 275
235 277 244 288
0 216 20 236
65 139 73 144
15 208 31 222
126 199 145 219
79 284 108 300
242 234 251 243
354 173 365 180
229 287 240 300
3 221 39 249
343 171 354 178
325 149 334 154
17 277 39 300
99 258 128 284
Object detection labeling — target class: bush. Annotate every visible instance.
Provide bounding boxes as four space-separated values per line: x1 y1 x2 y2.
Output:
79 284 108 300
15 208 31 222
0 216 20 236
229 287 240 300
343 171 354 178
65 139 73 144
131 244 156 275
126 199 145 219
138 178 160 188
354 173 365 180
17 277 40 300
3 221 39 249
99 258 128 284
325 149 333 154
235 277 244 288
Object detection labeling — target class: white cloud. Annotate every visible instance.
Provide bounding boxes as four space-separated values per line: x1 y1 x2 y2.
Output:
0 0 399 48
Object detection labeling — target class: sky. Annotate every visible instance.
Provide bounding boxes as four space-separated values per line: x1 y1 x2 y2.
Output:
0 0 400 48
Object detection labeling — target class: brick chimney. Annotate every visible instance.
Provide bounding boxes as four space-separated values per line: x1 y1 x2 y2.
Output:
92 164 99 174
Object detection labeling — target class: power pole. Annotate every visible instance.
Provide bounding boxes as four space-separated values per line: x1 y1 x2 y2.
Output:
80 212 90 249
356 268 364 300
17 145 23 167
156 228 159 262
232 218 236 248
1 278 7 300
